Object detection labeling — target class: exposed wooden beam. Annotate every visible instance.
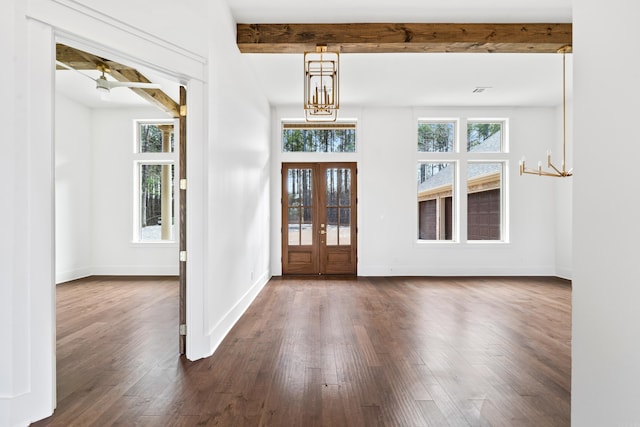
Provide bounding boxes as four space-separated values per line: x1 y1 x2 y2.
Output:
56 44 135 71
56 44 180 118
108 68 181 119
237 23 572 54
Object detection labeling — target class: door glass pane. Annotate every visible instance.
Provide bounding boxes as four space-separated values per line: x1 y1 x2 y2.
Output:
287 168 313 246
338 169 351 206
325 168 352 246
326 207 338 245
326 168 351 207
326 169 338 206
288 169 313 207
339 207 351 245
288 207 301 245
302 207 313 245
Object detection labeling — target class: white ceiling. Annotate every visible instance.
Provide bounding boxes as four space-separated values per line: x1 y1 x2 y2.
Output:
242 52 571 108
55 0 573 110
55 64 180 110
227 0 572 24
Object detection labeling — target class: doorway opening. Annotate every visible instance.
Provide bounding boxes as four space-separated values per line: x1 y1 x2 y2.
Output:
54 42 187 352
282 162 357 275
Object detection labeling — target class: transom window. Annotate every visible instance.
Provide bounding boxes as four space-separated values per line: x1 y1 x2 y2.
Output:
282 122 356 152
467 121 503 152
418 120 456 152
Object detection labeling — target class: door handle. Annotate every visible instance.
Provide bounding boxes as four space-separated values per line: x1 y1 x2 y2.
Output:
320 230 326 235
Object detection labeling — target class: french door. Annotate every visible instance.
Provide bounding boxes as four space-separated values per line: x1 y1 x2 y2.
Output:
282 162 357 275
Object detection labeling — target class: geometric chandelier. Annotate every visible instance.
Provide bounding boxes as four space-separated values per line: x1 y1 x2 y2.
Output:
520 45 573 177
304 45 339 122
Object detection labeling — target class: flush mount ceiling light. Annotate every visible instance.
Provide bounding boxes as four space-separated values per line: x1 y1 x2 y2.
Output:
520 46 573 177
304 45 339 122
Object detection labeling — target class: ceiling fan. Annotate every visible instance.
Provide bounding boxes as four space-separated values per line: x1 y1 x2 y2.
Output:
56 60 161 93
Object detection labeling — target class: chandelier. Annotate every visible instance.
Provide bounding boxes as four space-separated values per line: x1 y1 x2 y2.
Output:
520 46 573 177
304 45 339 122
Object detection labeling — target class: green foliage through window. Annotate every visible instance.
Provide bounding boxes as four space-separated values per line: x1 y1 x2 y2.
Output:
282 124 356 152
467 122 502 152
135 121 176 242
139 123 174 153
139 164 174 240
418 122 455 152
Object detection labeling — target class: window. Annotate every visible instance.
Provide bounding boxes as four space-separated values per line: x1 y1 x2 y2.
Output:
467 121 503 152
418 162 455 240
417 119 507 242
133 121 178 242
418 121 455 152
467 162 503 240
139 122 175 153
282 122 356 152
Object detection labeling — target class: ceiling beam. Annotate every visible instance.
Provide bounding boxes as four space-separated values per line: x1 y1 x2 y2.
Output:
237 23 572 54
56 44 180 118
56 44 135 71
109 68 181 119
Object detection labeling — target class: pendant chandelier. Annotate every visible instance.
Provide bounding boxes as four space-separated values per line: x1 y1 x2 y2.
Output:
304 45 339 122
520 46 573 177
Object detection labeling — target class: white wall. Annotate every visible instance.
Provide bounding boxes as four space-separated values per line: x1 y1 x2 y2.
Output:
55 95 93 283
272 105 564 277
1 12 56 426
55 99 180 281
203 0 272 354
1 0 31 424
90 107 178 276
572 0 640 424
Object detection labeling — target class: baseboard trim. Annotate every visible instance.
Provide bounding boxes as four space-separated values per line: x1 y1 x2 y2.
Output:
205 271 271 356
55 267 92 285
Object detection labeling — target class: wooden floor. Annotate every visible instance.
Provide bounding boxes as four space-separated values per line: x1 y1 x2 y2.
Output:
33 276 571 426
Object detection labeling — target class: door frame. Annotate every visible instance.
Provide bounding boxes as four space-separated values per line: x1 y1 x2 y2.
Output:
15 13 209 422
178 86 187 354
49 26 207 361
281 161 358 276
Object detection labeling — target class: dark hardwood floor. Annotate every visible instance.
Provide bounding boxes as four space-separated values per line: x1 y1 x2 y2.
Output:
33 276 571 426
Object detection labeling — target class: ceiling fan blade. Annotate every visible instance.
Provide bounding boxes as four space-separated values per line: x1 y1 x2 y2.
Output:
59 61 162 92
55 60 98 83
105 80 162 90
55 60 75 71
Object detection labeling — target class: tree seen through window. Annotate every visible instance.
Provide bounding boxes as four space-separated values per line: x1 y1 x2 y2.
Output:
283 127 356 152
